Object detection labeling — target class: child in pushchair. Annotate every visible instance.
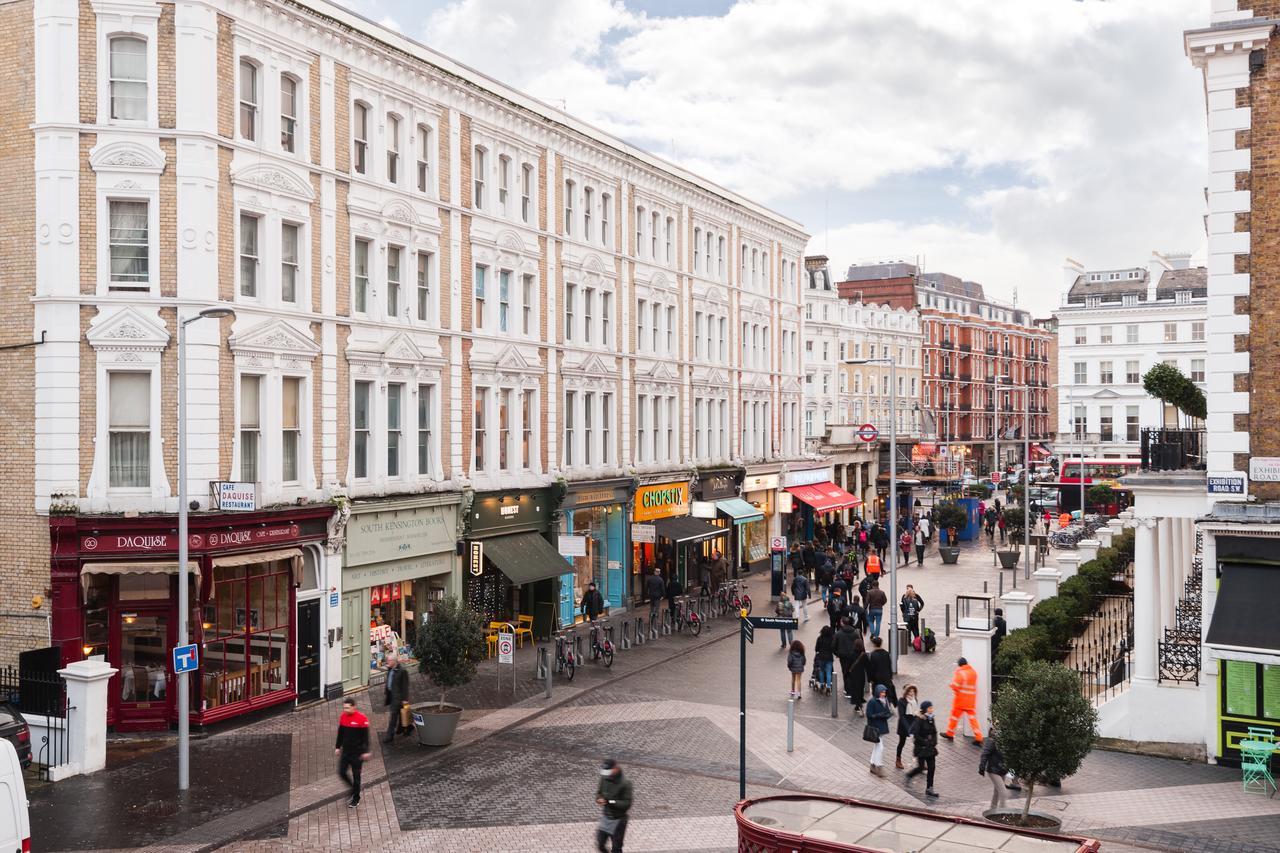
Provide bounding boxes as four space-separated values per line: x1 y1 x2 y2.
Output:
808 655 830 695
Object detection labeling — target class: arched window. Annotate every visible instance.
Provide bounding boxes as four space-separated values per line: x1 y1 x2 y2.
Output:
110 36 148 121
279 74 298 153
238 59 258 139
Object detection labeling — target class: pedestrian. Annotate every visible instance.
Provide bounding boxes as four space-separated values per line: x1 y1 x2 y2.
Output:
919 514 932 544
865 635 896 705
595 758 633 852
664 572 683 622
898 528 912 565
900 585 925 641
834 617 859 701
864 551 882 581
709 549 729 591
814 625 835 694
904 700 940 797
847 592 867 636
874 523 889 561
865 579 887 639
334 697 371 807
791 570 811 623
827 587 847 631
645 567 666 627
817 557 834 604
776 590 796 648
943 657 984 744
866 684 893 776
789 543 804 578
581 581 606 622
848 630 868 713
992 608 1007 659
895 684 919 769
997 513 1007 544
978 727 1009 811
786 639 806 699
914 523 926 566
802 541 818 575
381 652 410 744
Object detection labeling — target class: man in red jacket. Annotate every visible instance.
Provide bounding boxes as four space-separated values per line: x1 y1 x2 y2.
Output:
334 698 371 807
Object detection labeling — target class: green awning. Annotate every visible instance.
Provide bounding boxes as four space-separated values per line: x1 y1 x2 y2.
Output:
483 532 571 586
717 498 764 525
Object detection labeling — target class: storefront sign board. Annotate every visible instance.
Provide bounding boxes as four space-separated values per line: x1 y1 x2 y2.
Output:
697 473 739 501
784 468 832 488
1249 457 1280 482
633 482 689 522
743 473 779 492
212 481 257 512
346 504 457 567
690 500 717 519
469 541 484 576
558 535 588 557
1207 471 1248 497
471 492 548 535
81 523 305 554
631 523 656 544
344 553 455 590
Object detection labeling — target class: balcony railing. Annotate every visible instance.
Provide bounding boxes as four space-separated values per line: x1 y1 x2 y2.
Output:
959 402 972 411
940 369 954 379
1002 348 1014 358
1139 428 1206 471
984 345 997 355
940 339 955 350
959 343 972 353
959 372 972 382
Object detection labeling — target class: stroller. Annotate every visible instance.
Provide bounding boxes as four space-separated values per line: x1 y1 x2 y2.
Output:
808 656 831 695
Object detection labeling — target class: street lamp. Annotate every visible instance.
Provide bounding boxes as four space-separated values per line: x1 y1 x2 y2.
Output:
845 356 900 673
177 305 234 792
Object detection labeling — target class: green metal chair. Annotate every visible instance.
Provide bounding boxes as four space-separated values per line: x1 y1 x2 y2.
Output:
1242 741 1276 796
1247 726 1277 743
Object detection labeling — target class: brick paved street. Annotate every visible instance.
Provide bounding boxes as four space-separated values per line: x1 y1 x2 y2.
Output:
27 537 1280 853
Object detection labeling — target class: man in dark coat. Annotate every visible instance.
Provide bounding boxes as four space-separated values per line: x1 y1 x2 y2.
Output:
992 607 1008 659
645 568 666 626
834 618 861 703
595 758 634 852
382 653 410 744
580 582 606 622
827 587 848 631
865 636 896 705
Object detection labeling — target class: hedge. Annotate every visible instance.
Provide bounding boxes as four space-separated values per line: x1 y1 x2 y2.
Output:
1029 596 1078 649
1056 575 1092 619
994 624 1052 677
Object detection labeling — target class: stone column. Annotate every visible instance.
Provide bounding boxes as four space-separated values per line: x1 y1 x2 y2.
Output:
1133 518 1159 685
957 624 998 739
1096 527 1114 548
56 658 118 779
1158 519 1176 632
1034 567 1061 602
1076 539 1099 566
1000 590 1034 630
1056 553 1080 582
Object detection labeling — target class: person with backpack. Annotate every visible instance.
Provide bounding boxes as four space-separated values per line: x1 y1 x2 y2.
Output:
904 700 940 797
791 571 811 623
813 625 835 694
834 617 860 703
900 585 925 641
818 559 836 605
826 587 848 631
895 684 919 769
776 591 796 648
786 639 806 699
865 684 893 776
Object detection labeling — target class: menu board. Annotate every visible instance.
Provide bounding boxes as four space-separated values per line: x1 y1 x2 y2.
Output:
1265 665 1280 721
1225 660 1258 717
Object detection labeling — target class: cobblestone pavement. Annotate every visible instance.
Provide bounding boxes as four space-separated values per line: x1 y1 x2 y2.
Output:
31 532 1280 852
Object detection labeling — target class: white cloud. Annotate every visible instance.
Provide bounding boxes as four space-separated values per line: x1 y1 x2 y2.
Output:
344 0 1210 316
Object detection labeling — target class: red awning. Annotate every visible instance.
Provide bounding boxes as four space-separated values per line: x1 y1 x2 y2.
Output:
1030 443 1052 460
786 482 862 513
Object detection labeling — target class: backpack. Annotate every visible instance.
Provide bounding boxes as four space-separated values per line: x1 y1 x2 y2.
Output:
858 530 868 545
922 627 937 653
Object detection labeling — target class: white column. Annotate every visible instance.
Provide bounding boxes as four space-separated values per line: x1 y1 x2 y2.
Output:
1096 527 1114 548
1133 518 1158 685
54 659 117 779
1076 539 1099 566
1000 590 1034 630
1034 567 1061 601
1056 553 1080 582
1158 519 1176 632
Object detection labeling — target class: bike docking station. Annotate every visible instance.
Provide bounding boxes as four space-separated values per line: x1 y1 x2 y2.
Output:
738 613 799 799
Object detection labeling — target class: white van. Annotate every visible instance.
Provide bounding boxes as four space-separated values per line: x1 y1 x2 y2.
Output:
0 739 29 853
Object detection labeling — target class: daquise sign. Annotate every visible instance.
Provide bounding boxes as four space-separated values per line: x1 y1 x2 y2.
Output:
213 481 257 512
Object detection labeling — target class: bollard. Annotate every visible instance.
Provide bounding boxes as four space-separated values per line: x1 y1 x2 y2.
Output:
945 603 951 637
635 616 646 646
999 573 1004 597
787 697 795 753
620 620 632 650
830 668 839 719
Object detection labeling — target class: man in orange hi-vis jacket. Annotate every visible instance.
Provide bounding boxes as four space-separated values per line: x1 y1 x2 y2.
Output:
942 657 984 743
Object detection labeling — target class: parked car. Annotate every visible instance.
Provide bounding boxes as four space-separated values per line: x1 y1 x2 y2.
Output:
0 705 31 769
0 739 29 853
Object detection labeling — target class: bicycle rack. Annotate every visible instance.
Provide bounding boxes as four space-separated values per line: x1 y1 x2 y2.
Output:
661 606 673 635
620 619 632 650
536 643 551 679
573 633 585 662
603 623 615 648
649 611 659 639
634 616 646 645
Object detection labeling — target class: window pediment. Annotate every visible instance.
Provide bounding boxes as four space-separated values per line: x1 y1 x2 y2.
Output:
228 318 320 359
231 162 315 203
86 306 169 352
90 139 167 174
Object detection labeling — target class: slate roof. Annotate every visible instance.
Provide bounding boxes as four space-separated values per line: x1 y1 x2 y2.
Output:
1155 267 1208 300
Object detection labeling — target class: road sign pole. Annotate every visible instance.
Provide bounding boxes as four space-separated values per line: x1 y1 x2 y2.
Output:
739 615 747 801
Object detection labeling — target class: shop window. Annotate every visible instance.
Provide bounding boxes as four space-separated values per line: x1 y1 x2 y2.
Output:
202 560 291 711
82 574 111 660
119 572 168 601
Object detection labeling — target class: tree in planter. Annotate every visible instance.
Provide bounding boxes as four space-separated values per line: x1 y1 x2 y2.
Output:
934 500 968 545
1000 506 1027 548
412 595 487 708
1086 484 1115 513
1142 363 1207 424
992 660 1097 824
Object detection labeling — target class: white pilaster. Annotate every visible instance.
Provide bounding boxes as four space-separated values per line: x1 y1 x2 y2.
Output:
1133 518 1159 685
1056 553 1080 582
1034 567 1061 603
54 659 117 779
1158 519 1175 632
1000 590 1033 631
958 626 997 737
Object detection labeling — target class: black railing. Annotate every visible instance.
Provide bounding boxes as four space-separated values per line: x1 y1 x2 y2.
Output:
0 661 69 780
940 339 954 350
1140 427 1206 471
1159 535 1203 685
959 343 972 352
959 372 972 382
985 346 997 355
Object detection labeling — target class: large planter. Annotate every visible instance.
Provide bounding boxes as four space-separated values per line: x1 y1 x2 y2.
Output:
982 807 1063 831
997 550 1021 569
411 702 462 746
939 547 961 565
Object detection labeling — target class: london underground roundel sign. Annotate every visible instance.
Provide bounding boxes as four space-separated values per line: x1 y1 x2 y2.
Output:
858 423 879 443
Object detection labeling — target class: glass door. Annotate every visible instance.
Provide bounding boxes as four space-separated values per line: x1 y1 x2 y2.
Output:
115 608 172 730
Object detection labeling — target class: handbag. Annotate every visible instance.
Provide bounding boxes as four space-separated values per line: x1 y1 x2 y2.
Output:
862 723 881 743
399 702 412 729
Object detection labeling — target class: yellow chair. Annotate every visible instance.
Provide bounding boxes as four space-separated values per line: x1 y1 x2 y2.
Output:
514 615 534 648
484 621 505 658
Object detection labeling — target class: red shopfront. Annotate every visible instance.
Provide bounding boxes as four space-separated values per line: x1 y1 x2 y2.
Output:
49 507 331 731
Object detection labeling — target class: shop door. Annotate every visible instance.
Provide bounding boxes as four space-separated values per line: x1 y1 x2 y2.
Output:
340 591 367 692
296 599 321 703
558 572 575 631
113 607 173 731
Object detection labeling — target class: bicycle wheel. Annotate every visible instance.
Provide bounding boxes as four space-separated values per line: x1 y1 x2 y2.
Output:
565 655 575 681
741 594 753 616
602 643 614 667
690 615 703 636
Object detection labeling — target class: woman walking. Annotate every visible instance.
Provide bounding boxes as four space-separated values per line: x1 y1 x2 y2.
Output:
904 699 940 798
814 625 834 694
978 726 1010 810
786 639 806 699
865 684 893 776
894 684 919 769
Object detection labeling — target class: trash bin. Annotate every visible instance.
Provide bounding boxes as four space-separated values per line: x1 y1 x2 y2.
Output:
896 621 911 655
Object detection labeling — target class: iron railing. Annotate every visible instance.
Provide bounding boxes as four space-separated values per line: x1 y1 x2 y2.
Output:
0 661 69 780
1140 427 1206 471
1158 533 1203 685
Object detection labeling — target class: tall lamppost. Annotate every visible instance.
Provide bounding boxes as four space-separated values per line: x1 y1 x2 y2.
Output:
177 305 234 791
846 355 899 672
1022 380 1032 580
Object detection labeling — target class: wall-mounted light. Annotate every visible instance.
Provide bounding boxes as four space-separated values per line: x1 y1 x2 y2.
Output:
82 645 94 657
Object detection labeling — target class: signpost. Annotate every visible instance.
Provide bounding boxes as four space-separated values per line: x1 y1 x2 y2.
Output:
739 614 799 799
770 536 786 553
172 643 199 674
858 423 879 443
497 625 516 691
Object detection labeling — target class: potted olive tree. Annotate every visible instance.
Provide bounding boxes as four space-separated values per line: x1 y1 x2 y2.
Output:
1087 484 1116 517
997 506 1027 569
411 595 486 746
934 500 967 564
988 660 1097 829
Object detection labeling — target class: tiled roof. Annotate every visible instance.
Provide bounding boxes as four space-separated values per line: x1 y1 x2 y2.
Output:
1155 267 1208 299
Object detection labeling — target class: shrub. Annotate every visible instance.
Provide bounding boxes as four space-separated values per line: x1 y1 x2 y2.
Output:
1143 362 1207 422
413 595 487 706
1057 575 1093 620
935 500 968 541
993 660 1098 823
967 484 992 500
1002 506 1029 541
994 625 1053 677
1078 560 1112 596
1111 529 1135 563
1087 484 1115 508
1030 596 1077 650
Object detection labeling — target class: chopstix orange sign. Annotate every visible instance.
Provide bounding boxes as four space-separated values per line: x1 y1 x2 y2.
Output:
632 482 689 522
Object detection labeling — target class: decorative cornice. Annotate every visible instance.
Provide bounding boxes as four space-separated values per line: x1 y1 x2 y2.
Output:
1185 20 1276 68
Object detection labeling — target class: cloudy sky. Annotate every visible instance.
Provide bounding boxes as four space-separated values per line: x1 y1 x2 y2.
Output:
335 0 1208 316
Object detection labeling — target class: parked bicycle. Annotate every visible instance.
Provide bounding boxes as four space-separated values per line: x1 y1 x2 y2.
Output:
555 631 577 680
672 596 703 636
717 579 753 616
588 619 615 667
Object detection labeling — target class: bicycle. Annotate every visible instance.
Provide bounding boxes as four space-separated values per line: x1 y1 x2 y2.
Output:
674 595 703 636
555 631 577 681
588 619 615 667
724 579 753 616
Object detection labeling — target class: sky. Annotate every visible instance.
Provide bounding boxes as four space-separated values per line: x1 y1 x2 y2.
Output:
334 0 1209 317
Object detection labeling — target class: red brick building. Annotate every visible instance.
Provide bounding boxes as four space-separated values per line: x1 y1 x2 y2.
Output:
840 263 1053 475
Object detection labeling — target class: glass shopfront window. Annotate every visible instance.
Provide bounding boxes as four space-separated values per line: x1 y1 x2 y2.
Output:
201 560 292 712
565 504 625 619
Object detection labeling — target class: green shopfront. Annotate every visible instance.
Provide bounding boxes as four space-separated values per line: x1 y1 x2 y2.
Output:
341 496 460 692
558 479 632 627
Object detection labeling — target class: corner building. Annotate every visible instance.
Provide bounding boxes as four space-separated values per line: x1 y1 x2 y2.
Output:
8 0 807 727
